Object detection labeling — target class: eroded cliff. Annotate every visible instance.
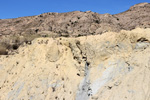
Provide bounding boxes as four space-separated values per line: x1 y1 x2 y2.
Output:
0 28 150 100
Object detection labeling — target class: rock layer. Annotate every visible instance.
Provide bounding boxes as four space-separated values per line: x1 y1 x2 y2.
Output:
0 28 150 100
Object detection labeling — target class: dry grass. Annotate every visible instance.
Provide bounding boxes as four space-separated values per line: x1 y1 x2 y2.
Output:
0 34 41 55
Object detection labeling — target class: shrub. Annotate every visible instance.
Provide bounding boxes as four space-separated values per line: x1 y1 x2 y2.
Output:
0 44 8 55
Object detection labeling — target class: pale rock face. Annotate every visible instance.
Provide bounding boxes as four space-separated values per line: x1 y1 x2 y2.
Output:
0 28 150 100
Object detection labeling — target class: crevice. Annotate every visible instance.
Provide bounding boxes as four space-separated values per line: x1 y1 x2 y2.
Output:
76 62 92 100
137 37 149 42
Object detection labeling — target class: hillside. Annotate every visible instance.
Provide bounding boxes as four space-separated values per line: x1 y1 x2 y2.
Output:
1 3 150 36
0 28 150 100
0 2 150 100
0 3 150 55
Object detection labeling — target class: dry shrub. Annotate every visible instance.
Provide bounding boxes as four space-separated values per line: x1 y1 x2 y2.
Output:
0 44 8 55
22 34 41 43
115 32 128 43
0 34 40 55
129 33 138 43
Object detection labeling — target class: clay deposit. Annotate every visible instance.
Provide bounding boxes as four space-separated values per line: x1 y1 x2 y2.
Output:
0 28 150 100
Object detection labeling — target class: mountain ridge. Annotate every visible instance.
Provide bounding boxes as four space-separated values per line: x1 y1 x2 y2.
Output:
1 2 150 36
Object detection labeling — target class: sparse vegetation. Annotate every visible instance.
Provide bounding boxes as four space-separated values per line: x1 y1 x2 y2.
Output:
0 34 41 55
0 44 8 55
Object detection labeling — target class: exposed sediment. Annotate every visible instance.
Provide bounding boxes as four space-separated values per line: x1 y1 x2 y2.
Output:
0 28 150 100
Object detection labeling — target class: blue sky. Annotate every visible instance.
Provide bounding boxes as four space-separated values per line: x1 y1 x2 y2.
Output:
0 0 149 19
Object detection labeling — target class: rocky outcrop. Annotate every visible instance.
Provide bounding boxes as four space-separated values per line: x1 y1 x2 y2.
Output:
0 28 150 100
1 3 150 36
115 2 150 30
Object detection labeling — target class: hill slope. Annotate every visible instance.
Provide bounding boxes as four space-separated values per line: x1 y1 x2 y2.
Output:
1 3 150 36
1 3 150 55
0 28 150 100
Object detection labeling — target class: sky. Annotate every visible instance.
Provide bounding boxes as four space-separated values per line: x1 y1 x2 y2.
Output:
0 0 150 19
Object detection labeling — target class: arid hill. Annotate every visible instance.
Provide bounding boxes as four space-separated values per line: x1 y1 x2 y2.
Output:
1 3 150 36
0 2 150 55
1 2 150 100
